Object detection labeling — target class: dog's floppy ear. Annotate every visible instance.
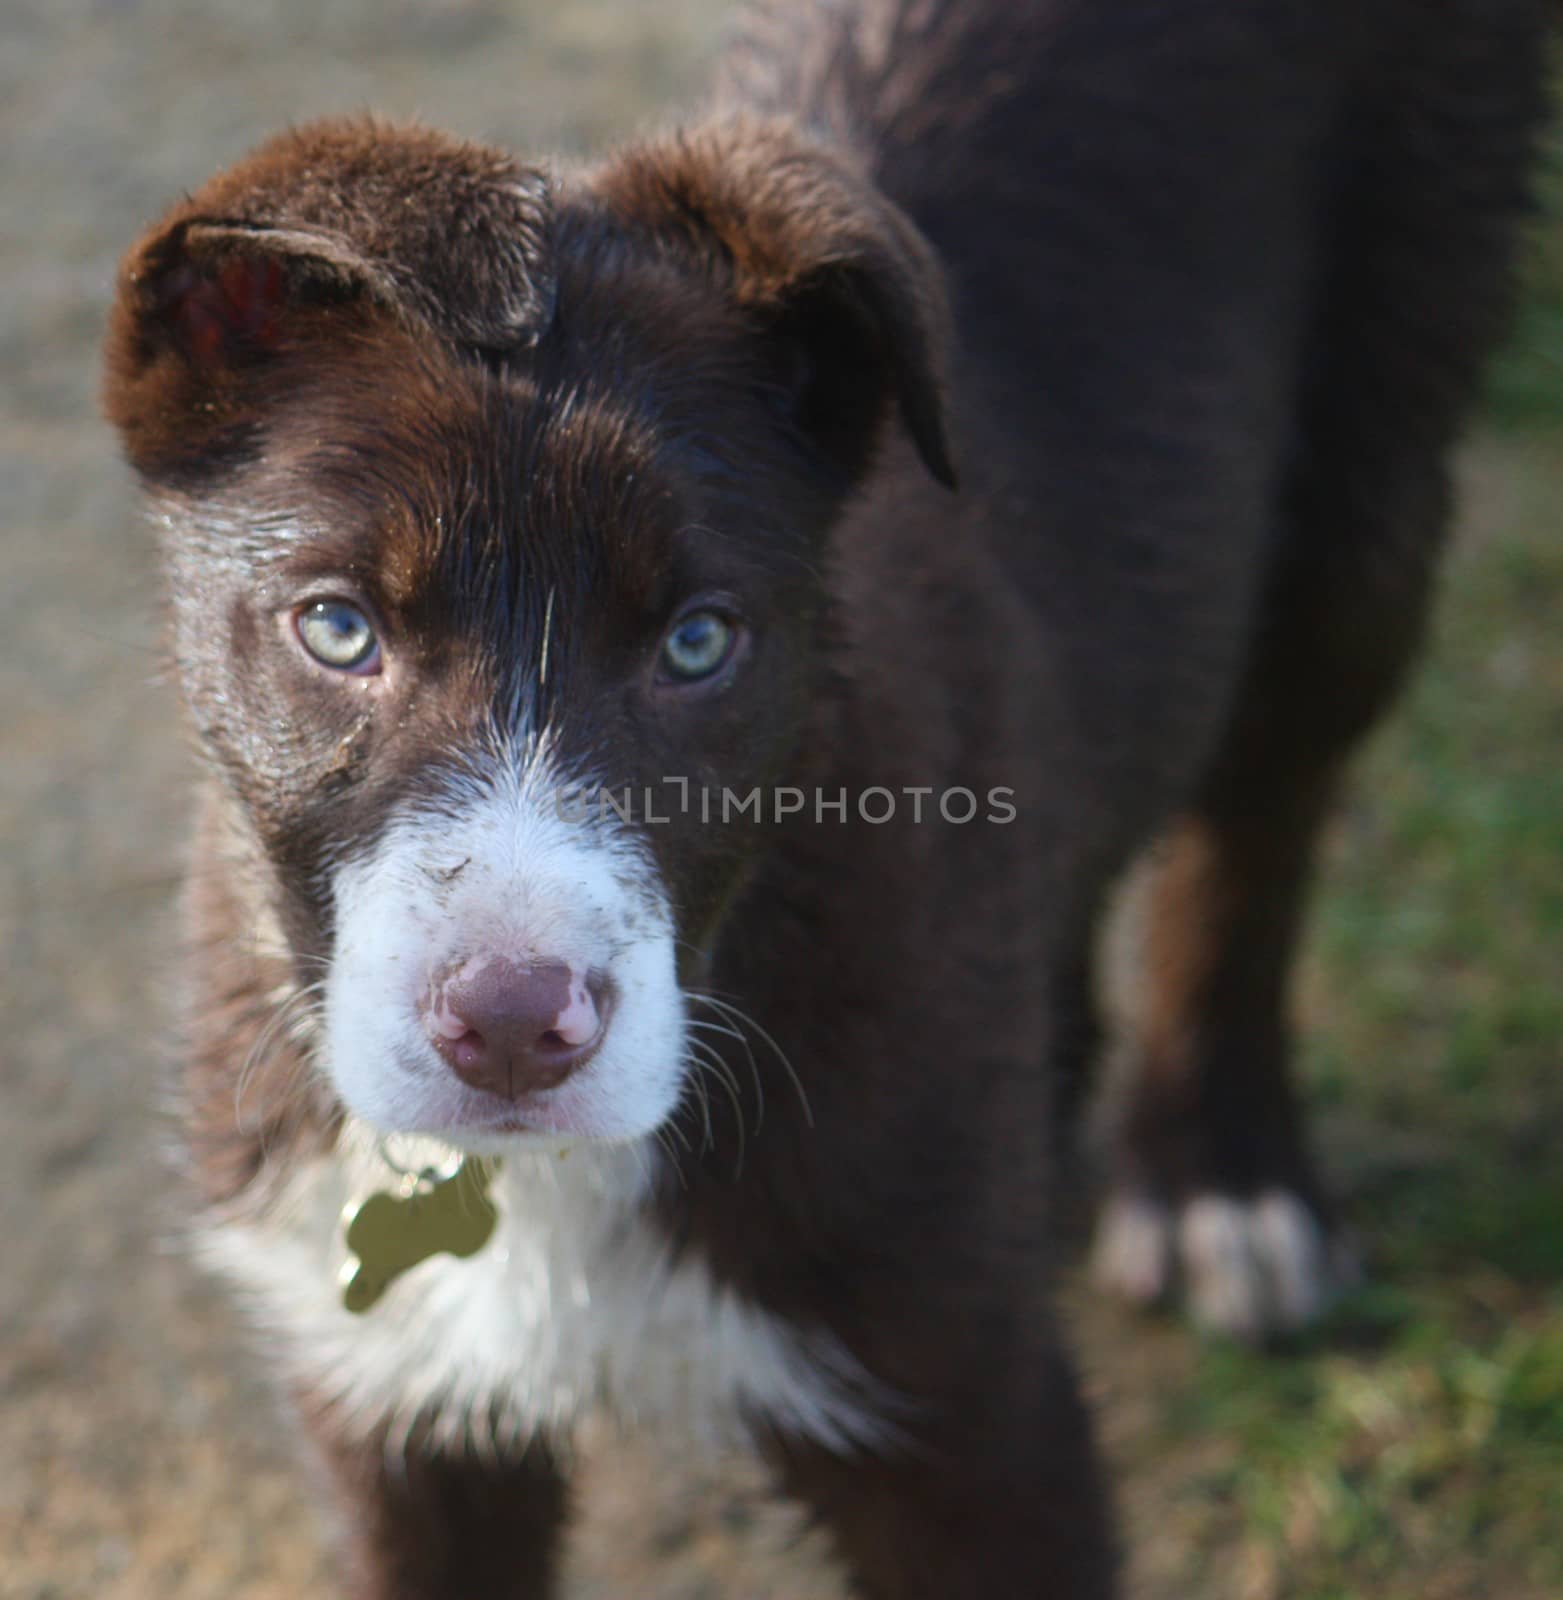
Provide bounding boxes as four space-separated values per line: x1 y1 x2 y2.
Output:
104 216 385 477
104 118 556 480
595 119 957 490
104 215 394 478
116 218 384 370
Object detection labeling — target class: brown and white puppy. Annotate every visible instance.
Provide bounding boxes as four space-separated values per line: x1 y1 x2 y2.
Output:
103 0 1547 1595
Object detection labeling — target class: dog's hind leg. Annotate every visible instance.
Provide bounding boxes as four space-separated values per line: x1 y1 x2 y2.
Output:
1093 1 1548 1340
1093 764 1360 1340
1095 423 1468 1338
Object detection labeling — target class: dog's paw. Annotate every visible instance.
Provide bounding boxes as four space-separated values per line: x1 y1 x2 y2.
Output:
1090 1187 1359 1342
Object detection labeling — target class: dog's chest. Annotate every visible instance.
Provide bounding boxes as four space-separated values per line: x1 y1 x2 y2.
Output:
199 1127 885 1453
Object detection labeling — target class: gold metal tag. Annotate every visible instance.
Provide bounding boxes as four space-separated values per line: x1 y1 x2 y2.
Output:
339 1156 501 1314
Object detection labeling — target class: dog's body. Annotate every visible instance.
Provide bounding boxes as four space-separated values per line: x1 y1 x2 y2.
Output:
104 0 1547 1594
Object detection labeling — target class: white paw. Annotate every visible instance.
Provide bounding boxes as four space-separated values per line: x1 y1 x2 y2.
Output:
1090 1191 1176 1306
1091 1188 1359 1341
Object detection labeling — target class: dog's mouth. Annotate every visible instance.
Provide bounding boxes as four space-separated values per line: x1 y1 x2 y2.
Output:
317 753 689 1148
330 946 683 1148
377 1044 665 1147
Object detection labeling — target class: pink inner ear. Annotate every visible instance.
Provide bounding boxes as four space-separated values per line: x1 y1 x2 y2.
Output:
174 255 288 364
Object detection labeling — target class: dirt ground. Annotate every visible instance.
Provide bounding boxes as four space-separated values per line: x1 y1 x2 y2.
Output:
2 5 1553 1600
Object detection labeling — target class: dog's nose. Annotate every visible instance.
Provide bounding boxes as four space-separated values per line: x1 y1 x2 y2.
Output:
421 958 607 1099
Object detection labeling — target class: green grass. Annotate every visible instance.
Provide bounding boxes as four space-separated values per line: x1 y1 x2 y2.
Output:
1487 107 1563 432
1100 103 1563 1600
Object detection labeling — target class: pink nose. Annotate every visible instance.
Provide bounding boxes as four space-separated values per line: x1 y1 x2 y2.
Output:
421 958 607 1100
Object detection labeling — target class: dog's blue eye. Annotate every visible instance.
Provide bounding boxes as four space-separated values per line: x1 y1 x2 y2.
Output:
661 610 736 681
296 600 379 672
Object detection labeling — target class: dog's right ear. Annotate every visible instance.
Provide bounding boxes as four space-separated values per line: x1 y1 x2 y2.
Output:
104 119 558 482
103 216 386 479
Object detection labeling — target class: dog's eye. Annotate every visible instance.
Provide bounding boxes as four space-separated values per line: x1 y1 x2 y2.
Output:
660 609 737 682
295 600 380 673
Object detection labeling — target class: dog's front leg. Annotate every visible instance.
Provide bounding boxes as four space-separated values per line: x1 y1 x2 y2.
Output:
301 1398 571 1600
765 1336 1118 1599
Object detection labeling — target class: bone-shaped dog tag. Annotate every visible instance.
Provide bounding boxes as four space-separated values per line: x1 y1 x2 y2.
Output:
340 1157 500 1314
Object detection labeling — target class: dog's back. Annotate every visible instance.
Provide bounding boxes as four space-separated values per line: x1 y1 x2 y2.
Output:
720 0 1545 845
713 0 1550 1347
102 1 1548 1594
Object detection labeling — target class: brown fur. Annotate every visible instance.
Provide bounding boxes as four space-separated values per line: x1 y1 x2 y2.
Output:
103 0 1549 1595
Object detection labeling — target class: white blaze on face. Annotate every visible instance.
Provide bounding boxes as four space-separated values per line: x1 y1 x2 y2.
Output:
322 739 686 1144
213 737 899 1458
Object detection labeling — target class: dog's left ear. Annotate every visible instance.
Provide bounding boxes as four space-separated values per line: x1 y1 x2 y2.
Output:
596 120 957 490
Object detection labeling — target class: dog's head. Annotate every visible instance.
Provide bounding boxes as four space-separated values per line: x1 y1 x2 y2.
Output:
105 116 953 1147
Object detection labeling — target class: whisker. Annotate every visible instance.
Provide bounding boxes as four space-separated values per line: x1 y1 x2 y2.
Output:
680 1050 715 1154
684 1017 745 1043
234 980 328 1140
652 1122 692 1185
686 1036 747 1176
688 992 813 1128
684 1016 766 1132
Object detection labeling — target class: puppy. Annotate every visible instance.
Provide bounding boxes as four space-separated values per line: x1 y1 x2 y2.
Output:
103 0 1547 1594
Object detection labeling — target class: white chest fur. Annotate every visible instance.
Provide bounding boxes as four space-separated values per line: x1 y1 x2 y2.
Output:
198 1126 888 1456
